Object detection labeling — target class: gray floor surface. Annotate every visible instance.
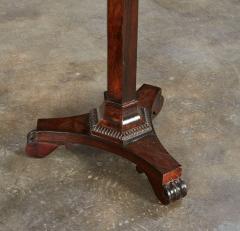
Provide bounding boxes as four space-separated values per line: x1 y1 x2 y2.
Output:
0 0 240 230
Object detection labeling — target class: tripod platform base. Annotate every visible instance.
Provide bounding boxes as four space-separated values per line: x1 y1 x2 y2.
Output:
26 84 187 205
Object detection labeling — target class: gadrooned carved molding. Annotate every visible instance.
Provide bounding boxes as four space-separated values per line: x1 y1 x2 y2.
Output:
89 107 153 143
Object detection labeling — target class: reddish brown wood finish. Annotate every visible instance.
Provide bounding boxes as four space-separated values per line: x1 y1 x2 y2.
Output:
102 0 142 135
25 0 187 204
107 0 138 103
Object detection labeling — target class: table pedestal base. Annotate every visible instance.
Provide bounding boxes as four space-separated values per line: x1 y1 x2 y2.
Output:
26 84 187 205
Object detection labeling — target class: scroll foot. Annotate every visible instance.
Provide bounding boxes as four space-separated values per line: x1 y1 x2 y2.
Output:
163 178 187 203
146 173 187 205
25 130 58 158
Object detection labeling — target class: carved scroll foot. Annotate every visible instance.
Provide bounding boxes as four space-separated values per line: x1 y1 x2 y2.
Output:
26 130 58 158
145 170 187 204
148 178 187 205
163 178 187 203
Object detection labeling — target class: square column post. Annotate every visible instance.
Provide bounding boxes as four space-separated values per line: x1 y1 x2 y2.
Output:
107 0 139 104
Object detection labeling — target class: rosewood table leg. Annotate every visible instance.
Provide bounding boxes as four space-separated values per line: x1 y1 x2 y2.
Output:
26 0 188 204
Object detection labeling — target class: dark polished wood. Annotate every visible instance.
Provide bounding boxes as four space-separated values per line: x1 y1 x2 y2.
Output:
25 0 187 204
107 0 138 103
